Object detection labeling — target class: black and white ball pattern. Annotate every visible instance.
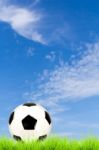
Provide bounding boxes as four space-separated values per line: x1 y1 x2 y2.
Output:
8 103 52 141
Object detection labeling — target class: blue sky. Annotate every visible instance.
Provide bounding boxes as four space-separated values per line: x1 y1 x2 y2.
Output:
1 0 99 139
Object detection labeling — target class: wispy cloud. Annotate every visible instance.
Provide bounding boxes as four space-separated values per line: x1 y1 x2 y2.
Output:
64 121 99 129
53 120 99 137
45 51 56 62
28 40 99 108
56 132 81 138
49 22 75 46
0 0 45 44
27 47 35 57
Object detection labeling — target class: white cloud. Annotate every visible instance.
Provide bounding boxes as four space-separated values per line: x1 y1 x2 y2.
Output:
64 121 99 129
56 132 80 137
29 40 99 108
27 47 35 56
49 22 75 45
0 0 45 44
45 51 56 62
32 0 40 5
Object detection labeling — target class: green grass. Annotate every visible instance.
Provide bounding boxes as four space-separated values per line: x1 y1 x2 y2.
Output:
0 136 99 150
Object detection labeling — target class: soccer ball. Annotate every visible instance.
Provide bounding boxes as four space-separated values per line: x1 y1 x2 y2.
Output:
8 102 52 141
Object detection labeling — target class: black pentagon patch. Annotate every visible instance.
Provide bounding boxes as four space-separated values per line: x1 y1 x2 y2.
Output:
23 103 36 107
13 135 21 141
22 115 37 130
39 135 47 140
9 112 14 125
45 111 51 125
